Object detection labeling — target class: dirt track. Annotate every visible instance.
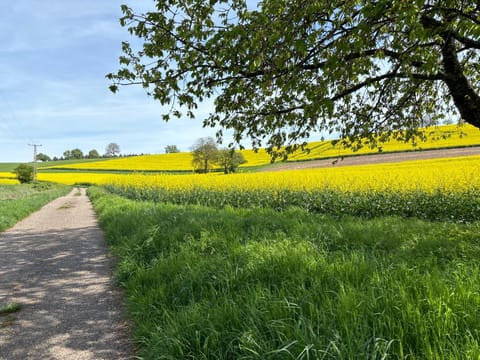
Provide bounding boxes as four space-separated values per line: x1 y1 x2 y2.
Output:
0 188 134 360
263 146 480 171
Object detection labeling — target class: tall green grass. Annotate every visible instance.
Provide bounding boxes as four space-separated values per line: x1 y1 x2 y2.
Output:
0 183 71 231
105 185 480 223
90 186 480 359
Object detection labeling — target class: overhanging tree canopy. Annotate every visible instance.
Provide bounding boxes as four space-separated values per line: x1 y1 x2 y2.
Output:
108 0 480 158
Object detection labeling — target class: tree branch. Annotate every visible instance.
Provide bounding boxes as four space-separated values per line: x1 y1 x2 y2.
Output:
331 71 444 102
423 5 480 26
420 14 480 49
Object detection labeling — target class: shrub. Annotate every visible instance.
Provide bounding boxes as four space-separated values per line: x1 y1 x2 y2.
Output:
13 164 34 184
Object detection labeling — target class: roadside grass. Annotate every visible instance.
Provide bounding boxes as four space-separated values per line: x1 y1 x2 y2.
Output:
0 303 22 330
0 302 22 315
0 183 71 232
89 186 480 359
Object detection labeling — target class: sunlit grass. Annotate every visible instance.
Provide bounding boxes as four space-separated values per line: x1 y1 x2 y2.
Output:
89 187 480 359
82 126 480 358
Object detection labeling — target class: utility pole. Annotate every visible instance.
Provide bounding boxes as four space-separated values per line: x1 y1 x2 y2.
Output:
29 143 42 182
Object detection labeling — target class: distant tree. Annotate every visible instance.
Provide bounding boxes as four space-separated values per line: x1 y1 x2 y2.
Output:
216 149 247 174
88 149 100 159
63 148 84 160
36 153 51 162
13 164 34 184
105 143 121 157
63 150 72 160
71 148 84 159
191 137 219 173
165 145 180 153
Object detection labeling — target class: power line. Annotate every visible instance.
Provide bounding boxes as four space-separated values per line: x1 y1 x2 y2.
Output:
29 143 42 182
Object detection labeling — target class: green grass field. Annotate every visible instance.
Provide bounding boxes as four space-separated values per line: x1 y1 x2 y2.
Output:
0 163 20 172
89 186 480 359
0 158 110 173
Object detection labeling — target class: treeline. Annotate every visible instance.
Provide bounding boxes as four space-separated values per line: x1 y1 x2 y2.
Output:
35 143 148 162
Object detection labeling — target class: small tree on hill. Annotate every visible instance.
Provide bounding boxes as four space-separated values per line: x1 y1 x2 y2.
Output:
88 149 100 159
71 148 84 159
105 143 121 157
191 137 219 173
62 149 83 160
36 153 51 162
13 164 34 184
216 149 247 174
165 145 180 153
63 150 72 160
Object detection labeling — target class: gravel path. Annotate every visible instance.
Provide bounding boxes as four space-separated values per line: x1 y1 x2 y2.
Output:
0 188 134 359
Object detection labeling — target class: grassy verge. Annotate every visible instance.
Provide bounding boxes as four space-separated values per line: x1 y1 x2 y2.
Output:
0 183 71 232
105 184 480 223
89 186 480 359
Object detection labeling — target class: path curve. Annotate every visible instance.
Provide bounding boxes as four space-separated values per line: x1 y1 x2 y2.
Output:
0 188 134 359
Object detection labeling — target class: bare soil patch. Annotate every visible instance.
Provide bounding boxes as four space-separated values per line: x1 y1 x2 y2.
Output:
262 146 480 172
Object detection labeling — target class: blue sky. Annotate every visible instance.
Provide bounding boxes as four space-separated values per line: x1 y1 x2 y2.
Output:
0 1 225 162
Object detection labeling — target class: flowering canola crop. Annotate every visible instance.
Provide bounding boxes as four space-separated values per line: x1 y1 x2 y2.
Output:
103 155 480 194
37 155 480 194
0 172 18 185
36 155 480 221
289 124 480 161
37 172 127 185
44 124 480 172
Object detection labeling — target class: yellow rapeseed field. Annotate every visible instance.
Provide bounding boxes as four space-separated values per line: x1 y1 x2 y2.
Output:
44 153 195 172
288 124 480 161
44 124 480 172
37 172 127 185
98 154 480 194
43 149 273 171
0 172 18 185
